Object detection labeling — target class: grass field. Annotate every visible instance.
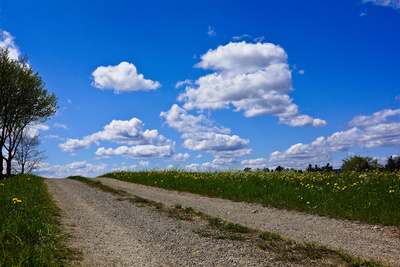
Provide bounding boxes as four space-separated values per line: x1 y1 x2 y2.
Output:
0 175 73 266
101 169 400 226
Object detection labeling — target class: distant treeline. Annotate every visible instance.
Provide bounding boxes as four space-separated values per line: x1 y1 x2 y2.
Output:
244 155 400 173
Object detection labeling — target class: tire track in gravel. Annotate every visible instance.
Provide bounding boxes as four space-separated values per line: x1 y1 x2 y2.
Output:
93 177 400 266
46 178 283 266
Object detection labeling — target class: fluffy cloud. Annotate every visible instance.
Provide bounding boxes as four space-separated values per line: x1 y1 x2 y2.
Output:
171 153 191 162
279 115 327 127
60 118 171 152
160 104 230 134
348 109 400 127
0 30 20 60
91 62 161 93
182 132 249 152
37 161 107 178
269 137 331 167
175 79 193 89
160 104 252 166
269 108 400 168
241 158 268 169
362 0 400 9
185 163 200 171
95 145 174 159
111 161 150 172
178 41 325 126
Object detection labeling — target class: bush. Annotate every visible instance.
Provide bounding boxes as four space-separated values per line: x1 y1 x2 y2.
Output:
341 155 381 172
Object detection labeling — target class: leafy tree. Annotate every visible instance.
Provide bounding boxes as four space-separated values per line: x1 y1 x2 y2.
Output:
341 155 381 173
275 165 284 172
0 48 57 177
385 156 400 172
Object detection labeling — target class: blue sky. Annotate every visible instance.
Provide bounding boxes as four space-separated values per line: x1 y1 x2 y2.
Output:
1 0 399 177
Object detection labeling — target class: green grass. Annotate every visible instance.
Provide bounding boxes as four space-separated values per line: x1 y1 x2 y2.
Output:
0 174 75 266
100 170 400 226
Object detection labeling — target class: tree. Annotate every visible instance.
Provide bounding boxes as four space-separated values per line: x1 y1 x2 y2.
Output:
341 155 381 173
275 165 284 172
13 131 47 174
0 48 57 177
385 156 400 172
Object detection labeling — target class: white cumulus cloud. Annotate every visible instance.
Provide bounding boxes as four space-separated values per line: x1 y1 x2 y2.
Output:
241 158 268 169
160 104 230 134
178 41 325 126
269 107 400 168
279 115 327 127
0 30 21 60
171 153 191 162
91 62 161 93
160 104 252 166
60 118 171 153
37 161 107 178
348 109 400 127
182 132 249 152
95 145 174 159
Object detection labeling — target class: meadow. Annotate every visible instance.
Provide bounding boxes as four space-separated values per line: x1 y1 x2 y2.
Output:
101 169 400 227
0 175 73 266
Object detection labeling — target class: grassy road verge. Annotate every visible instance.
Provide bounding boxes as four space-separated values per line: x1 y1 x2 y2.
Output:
0 175 75 266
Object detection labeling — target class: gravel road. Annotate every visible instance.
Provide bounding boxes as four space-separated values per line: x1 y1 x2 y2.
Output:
46 178 400 266
46 178 281 266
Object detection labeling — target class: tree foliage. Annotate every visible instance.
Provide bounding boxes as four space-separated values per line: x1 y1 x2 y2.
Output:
341 155 381 173
384 156 400 172
0 48 57 177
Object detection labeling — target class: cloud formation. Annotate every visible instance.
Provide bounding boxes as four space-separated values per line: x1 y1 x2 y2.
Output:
362 0 400 9
241 158 268 169
178 42 326 127
161 104 252 166
269 108 400 167
60 118 174 160
160 104 230 134
91 62 161 93
60 118 170 153
95 145 174 159
0 30 20 60
37 161 107 178
348 109 400 127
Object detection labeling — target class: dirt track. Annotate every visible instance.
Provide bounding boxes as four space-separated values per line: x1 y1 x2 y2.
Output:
46 178 400 266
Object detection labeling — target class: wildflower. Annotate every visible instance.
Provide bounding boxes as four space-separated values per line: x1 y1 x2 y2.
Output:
389 190 395 193
306 201 310 204
13 198 22 204
0 183 4 186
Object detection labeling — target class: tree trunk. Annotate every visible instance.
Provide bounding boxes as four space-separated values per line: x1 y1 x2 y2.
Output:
6 158 11 176
0 155 3 178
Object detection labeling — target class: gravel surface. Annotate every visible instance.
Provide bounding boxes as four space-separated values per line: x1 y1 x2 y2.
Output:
93 177 400 266
46 178 400 266
46 178 285 266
